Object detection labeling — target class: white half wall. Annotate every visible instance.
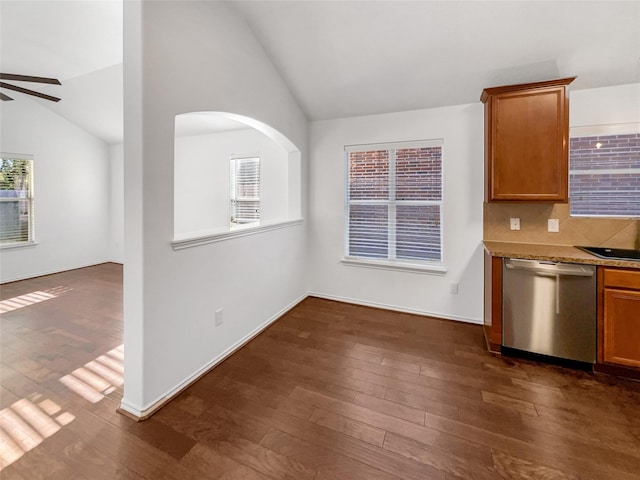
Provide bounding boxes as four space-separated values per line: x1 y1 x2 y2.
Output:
309 104 485 324
0 98 111 282
122 0 308 415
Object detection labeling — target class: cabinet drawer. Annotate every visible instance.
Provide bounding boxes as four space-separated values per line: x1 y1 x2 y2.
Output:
603 268 640 290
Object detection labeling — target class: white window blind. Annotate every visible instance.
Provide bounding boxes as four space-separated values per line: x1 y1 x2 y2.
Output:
345 140 443 264
0 155 34 246
230 157 260 226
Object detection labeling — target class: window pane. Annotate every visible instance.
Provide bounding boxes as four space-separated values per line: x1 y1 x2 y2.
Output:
569 133 640 217
0 199 30 244
0 158 31 193
348 150 389 199
348 204 388 258
233 200 260 223
345 141 444 265
1 157 32 245
231 157 260 225
396 147 442 201
235 158 260 199
396 205 441 261
570 173 640 216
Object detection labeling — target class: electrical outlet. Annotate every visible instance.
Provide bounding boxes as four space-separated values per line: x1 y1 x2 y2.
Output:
215 308 223 327
548 219 560 233
510 218 520 231
449 282 459 294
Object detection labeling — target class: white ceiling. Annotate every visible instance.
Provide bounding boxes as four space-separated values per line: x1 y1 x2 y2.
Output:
0 0 123 143
231 0 640 120
1 0 122 80
1 1 639 144
36 63 123 144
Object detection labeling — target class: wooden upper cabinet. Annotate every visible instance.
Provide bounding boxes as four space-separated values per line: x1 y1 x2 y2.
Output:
481 77 576 203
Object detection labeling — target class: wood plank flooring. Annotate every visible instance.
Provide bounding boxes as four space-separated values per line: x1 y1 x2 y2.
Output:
1 263 640 479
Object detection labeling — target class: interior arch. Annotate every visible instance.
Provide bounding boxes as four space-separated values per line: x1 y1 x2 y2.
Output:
173 111 302 243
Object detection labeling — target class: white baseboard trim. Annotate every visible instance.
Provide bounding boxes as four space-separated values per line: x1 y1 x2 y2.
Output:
308 291 482 325
118 292 308 420
118 291 482 419
0 260 117 284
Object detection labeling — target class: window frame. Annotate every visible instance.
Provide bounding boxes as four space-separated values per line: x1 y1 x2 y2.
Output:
229 155 261 229
0 153 36 249
342 140 446 274
569 124 640 219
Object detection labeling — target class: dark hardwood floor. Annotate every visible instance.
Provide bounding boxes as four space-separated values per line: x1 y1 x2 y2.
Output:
1 263 640 479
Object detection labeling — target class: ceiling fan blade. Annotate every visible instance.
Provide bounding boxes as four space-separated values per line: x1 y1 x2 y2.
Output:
0 82 61 102
0 73 61 85
0 92 14 101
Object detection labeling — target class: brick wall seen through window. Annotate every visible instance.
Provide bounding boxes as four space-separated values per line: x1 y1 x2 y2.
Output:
569 133 640 217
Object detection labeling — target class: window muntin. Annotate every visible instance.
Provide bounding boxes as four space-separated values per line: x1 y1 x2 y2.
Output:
569 132 640 217
0 155 34 246
230 157 260 227
345 140 443 265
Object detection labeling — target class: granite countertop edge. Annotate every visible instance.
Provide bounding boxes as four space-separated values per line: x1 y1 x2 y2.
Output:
483 241 640 270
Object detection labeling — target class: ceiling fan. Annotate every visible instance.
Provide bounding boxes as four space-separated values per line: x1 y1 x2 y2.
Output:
0 73 61 102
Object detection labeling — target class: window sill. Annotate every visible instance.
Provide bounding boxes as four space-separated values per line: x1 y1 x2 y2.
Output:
172 219 303 250
341 257 447 274
1 241 38 251
570 213 640 220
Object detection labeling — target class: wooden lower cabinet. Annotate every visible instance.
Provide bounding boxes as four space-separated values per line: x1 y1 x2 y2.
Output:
598 267 640 372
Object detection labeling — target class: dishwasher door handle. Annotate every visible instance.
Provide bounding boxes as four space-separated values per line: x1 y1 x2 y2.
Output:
504 258 595 277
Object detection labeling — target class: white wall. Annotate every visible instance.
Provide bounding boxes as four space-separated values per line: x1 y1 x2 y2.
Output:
570 83 640 127
0 98 111 282
122 0 308 416
109 143 124 263
174 128 289 237
307 83 640 323
309 104 485 323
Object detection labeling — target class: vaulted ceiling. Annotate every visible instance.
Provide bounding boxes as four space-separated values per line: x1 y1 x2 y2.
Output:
1 1 638 144
0 0 123 144
231 0 640 120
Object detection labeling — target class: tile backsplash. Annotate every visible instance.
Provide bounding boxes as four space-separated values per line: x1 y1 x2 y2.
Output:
484 203 639 248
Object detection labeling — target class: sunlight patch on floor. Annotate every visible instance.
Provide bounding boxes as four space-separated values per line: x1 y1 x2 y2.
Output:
0 286 73 314
0 343 124 470
59 344 124 404
0 394 75 471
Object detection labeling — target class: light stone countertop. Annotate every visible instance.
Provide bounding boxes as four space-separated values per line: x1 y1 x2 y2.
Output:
483 241 640 270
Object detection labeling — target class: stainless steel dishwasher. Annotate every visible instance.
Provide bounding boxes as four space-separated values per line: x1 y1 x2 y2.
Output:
502 258 596 363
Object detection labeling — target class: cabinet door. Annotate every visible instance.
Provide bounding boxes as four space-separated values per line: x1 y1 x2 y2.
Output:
483 252 502 352
489 87 568 202
603 288 640 368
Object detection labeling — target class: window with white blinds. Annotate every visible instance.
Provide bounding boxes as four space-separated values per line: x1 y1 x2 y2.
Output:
230 157 260 227
569 131 640 217
345 140 443 266
0 155 34 247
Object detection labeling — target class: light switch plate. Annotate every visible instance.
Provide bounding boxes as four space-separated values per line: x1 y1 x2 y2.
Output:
548 219 560 232
510 218 520 231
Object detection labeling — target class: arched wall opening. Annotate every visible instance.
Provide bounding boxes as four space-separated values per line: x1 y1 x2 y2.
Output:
173 111 302 245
